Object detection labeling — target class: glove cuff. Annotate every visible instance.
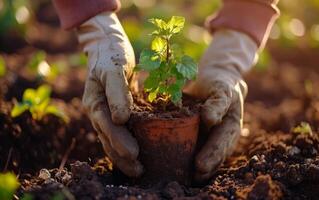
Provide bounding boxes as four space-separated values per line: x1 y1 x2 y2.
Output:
77 12 124 46
201 30 258 75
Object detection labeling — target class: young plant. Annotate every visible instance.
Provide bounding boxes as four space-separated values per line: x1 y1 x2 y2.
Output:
27 51 64 82
0 173 19 200
293 122 313 136
135 16 197 107
11 85 69 122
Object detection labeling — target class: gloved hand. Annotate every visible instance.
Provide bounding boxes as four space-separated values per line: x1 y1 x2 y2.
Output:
185 29 258 182
77 12 143 177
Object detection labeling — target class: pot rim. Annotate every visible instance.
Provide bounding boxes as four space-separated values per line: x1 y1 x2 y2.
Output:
132 113 200 128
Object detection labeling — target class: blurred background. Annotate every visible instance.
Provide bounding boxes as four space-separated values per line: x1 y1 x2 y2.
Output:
1 0 319 68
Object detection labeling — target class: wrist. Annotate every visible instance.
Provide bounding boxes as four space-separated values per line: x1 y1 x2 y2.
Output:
202 29 258 75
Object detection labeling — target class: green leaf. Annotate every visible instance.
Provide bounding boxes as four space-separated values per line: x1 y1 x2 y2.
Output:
148 18 167 30
171 44 183 60
22 88 37 104
11 103 29 117
35 85 51 103
176 55 197 80
0 56 6 77
144 73 159 91
137 50 161 71
148 89 158 102
158 84 167 94
167 16 185 34
36 98 50 113
293 122 313 136
0 173 20 200
167 79 184 105
22 85 51 106
171 90 182 105
151 37 167 54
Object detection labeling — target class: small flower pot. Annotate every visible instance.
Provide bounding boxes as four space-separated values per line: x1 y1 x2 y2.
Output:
130 111 200 185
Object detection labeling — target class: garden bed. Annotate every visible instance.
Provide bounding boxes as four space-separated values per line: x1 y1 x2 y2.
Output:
1 53 319 199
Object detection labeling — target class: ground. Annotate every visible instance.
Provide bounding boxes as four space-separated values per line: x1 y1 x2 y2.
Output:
1 48 319 200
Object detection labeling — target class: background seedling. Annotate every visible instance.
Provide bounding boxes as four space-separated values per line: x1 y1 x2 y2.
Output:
0 173 19 200
11 85 69 122
135 16 197 107
293 122 313 136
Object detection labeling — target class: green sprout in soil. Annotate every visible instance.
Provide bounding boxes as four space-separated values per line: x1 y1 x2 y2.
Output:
293 122 313 136
0 173 19 200
135 16 197 107
11 85 69 122
27 51 65 82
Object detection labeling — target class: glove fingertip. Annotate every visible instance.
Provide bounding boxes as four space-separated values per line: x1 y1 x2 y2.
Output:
111 107 131 125
194 171 212 183
126 142 139 160
195 155 211 174
201 105 223 129
132 161 144 178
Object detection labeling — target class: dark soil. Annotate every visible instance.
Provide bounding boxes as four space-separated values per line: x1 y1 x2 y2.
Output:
131 93 201 120
0 58 316 199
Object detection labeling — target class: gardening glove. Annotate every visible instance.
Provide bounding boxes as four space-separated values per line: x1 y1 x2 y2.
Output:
77 12 143 177
184 29 258 182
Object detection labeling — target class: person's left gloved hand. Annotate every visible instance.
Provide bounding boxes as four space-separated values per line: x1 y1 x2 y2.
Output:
185 29 258 182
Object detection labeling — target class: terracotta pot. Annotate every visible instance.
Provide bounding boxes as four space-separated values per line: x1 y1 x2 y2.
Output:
130 113 200 185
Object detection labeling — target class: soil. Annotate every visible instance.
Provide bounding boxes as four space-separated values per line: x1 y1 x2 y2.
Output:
1 58 317 199
1 3 319 199
131 93 201 120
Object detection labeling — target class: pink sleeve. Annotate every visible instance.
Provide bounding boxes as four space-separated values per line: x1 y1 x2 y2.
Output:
206 0 280 48
52 0 121 30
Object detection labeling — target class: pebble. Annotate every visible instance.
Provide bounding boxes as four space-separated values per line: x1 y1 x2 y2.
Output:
288 146 301 156
251 155 259 162
38 169 51 180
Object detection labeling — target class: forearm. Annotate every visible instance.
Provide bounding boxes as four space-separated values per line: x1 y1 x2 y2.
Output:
52 0 121 29
207 0 280 48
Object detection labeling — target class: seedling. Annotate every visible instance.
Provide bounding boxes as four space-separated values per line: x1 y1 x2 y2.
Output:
0 173 19 200
135 16 197 107
27 51 64 82
293 122 313 136
11 85 69 122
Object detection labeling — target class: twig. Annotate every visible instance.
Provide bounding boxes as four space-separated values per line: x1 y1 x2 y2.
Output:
4 147 13 172
59 138 76 171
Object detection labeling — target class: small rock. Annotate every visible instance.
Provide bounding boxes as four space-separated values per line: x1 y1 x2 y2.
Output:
61 173 72 184
251 155 259 162
288 146 301 156
38 169 51 180
44 178 56 185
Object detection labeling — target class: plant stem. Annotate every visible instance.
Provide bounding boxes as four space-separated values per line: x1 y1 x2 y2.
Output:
166 38 170 63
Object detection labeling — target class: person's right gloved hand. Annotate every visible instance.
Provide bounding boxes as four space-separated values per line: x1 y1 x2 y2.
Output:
77 12 143 177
